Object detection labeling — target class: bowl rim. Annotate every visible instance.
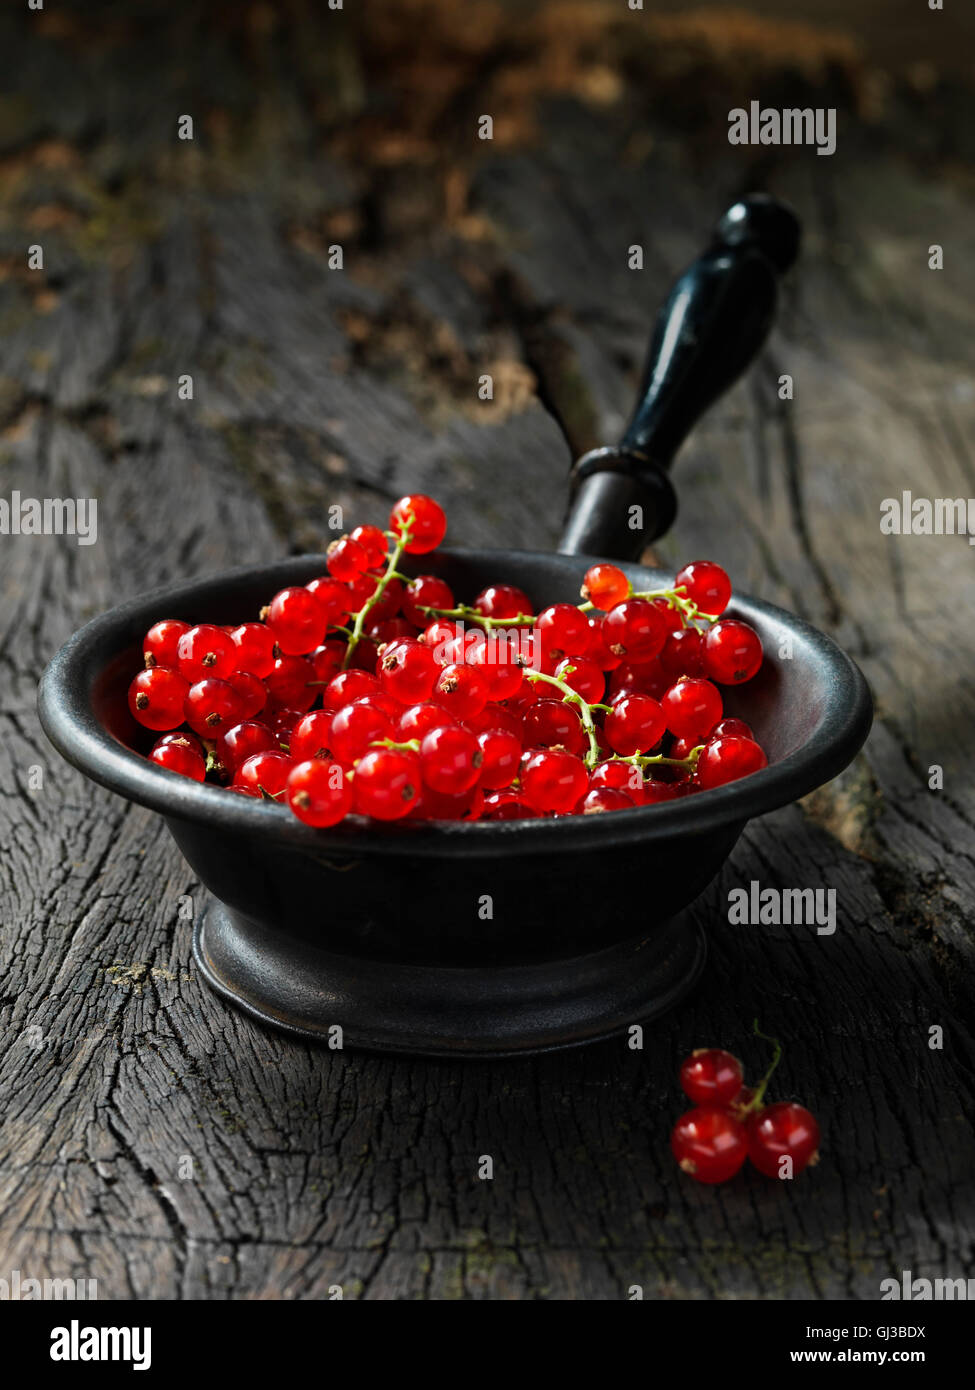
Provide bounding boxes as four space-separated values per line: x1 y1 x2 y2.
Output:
37 548 873 859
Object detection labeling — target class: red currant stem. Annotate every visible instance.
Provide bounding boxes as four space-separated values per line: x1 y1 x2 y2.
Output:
739 1019 784 1115
372 737 421 754
627 585 719 629
417 602 537 629
257 785 285 801
613 746 704 771
524 669 601 769
342 524 412 669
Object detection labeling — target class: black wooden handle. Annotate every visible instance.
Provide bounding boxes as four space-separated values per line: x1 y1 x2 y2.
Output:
558 194 800 560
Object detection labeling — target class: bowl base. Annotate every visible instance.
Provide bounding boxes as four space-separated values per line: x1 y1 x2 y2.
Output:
192 902 707 1058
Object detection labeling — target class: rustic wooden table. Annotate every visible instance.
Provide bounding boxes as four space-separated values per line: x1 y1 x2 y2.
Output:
1 1 973 1299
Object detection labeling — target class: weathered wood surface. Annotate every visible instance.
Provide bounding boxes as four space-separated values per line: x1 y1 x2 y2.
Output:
0 0 973 1299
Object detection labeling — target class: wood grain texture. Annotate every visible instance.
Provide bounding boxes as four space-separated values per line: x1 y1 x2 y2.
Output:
0 0 973 1300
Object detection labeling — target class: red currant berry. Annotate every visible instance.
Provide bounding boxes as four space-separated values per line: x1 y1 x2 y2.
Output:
589 759 644 804
144 619 190 669
671 1106 748 1184
289 710 334 762
353 748 420 820
183 678 244 736
227 670 267 720
176 624 236 682
520 748 588 815
389 494 447 555
215 721 278 776
269 707 304 740
328 699 392 766
554 657 605 703
434 662 491 720
264 587 327 656
604 693 666 756
349 523 388 569
679 1049 745 1106
604 598 667 661
661 677 723 740
233 750 294 798
703 619 763 685
585 618 623 672
473 584 533 620
581 563 630 611
641 778 681 804
747 1102 820 1179
419 724 482 795
395 701 457 739
379 638 437 704
481 791 540 821
674 560 732 617
229 622 276 679
581 786 633 814
463 702 521 737
711 717 755 741
696 735 768 789
475 727 522 789
363 576 405 624
521 698 586 756
286 758 352 827
149 735 206 781
323 669 380 710
650 597 683 634
326 535 370 582
659 626 705 679
305 577 350 627
309 639 346 687
536 603 590 659
128 667 189 731
402 574 454 627
265 655 316 712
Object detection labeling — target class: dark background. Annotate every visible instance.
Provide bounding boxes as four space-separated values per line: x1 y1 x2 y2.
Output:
0 0 973 1299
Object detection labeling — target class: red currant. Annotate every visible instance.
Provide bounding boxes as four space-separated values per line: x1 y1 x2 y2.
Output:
581 563 629 611
521 698 586 755
747 1103 820 1179
323 669 380 710
176 624 236 683
289 710 335 762
680 1049 744 1106
128 667 189 731
659 625 704 679
144 618 190 669
286 758 352 827
703 619 763 685
536 603 590 659
265 655 316 712
349 523 388 569
674 560 732 617
473 584 533 620
353 748 420 820
183 678 244 736
309 639 346 687
149 735 205 780
671 1106 748 1184
661 677 723 740
379 638 437 704
481 791 540 821
264 587 327 656
554 656 604 704
389 494 447 554
520 748 588 814
419 724 482 796
711 717 755 741
215 721 278 776
402 574 454 626
326 535 370 582
696 735 767 789
604 598 667 661
227 670 267 720
604 693 666 756
328 699 392 765
589 759 644 804
581 786 633 814
395 701 457 739
305 577 350 627
475 727 522 789
233 750 294 798
230 622 276 678
434 663 490 720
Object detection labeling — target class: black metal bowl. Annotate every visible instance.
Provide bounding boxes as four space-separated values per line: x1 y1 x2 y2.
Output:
37 547 872 1054
36 196 873 1054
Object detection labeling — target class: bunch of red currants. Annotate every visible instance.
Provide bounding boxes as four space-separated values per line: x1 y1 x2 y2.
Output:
127 493 770 826
671 1028 821 1184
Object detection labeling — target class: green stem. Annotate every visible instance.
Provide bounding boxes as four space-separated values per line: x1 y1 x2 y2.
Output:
740 1019 783 1115
342 527 411 669
525 669 601 769
417 602 536 629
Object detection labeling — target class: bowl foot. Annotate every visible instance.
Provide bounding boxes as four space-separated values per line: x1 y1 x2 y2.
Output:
193 901 707 1058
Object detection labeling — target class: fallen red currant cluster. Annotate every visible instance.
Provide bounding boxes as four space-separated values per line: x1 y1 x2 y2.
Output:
671 1025 821 1184
127 493 769 826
